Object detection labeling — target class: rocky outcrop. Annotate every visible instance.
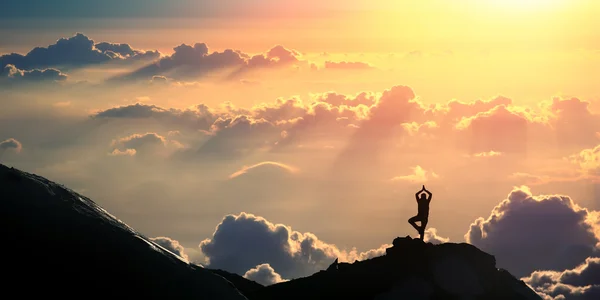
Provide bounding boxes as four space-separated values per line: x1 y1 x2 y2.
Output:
247 236 542 300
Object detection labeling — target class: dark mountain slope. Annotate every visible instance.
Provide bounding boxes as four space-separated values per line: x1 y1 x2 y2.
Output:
0 164 247 299
209 269 264 294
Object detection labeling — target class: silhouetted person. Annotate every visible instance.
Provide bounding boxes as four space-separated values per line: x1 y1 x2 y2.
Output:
408 185 432 240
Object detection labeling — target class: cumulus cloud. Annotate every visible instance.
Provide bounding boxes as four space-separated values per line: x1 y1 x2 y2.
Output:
546 97 600 149
112 132 166 149
466 186 600 277
109 133 175 157
94 42 160 61
1 64 68 83
118 43 302 81
523 257 600 300
569 144 600 176
423 228 449 244
391 166 439 183
243 263 287 286
455 105 544 153
401 121 439 136
196 115 279 158
229 161 298 179
93 103 218 130
150 237 189 261
199 212 390 279
311 91 376 108
0 33 159 70
0 138 22 153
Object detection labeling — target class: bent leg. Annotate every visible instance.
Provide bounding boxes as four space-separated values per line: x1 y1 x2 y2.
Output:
408 216 421 233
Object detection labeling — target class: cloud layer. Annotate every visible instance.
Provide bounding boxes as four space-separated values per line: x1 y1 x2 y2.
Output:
0 33 159 71
466 186 600 277
524 257 600 300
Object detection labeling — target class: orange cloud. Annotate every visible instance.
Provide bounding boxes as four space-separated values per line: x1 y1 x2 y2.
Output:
474 151 502 157
109 149 137 156
89 85 600 161
569 144 600 176
390 165 439 183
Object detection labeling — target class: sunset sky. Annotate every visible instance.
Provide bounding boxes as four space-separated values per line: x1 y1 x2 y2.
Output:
1 1 599 297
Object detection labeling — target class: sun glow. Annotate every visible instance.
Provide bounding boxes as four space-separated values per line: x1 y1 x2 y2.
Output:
482 0 565 11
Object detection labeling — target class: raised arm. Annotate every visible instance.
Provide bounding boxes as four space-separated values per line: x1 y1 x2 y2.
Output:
424 188 432 201
415 186 425 201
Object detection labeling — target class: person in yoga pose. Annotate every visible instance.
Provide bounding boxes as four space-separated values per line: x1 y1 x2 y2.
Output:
408 185 432 240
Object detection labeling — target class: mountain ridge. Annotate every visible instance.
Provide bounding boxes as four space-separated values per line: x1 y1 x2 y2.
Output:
0 163 542 299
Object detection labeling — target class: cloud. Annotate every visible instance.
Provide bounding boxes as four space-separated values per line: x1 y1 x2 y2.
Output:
109 149 137 156
199 212 390 279
150 237 189 261
117 43 302 81
0 33 159 70
93 103 218 130
401 121 439 136
546 97 600 149
391 166 439 183
109 133 175 157
423 228 449 244
311 91 376 108
243 263 287 286
569 144 600 176
229 161 298 179
323 61 374 70
523 257 600 300
195 115 278 158
86 85 600 166
473 151 502 157
0 138 23 155
455 105 545 153
1 64 68 83
466 186 600 277
94 42 160 61
112 132 166 149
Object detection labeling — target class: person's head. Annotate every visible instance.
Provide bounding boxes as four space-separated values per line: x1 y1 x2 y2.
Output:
419 193 427 200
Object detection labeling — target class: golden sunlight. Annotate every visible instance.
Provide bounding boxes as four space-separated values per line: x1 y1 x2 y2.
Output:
481 0 565 11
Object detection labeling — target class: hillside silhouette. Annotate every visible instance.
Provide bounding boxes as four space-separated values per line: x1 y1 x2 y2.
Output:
0 164 542 299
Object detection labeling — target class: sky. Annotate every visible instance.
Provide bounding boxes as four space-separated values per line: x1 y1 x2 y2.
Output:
1 0 599 298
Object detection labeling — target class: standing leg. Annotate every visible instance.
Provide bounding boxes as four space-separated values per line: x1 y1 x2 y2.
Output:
419 218 428 240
